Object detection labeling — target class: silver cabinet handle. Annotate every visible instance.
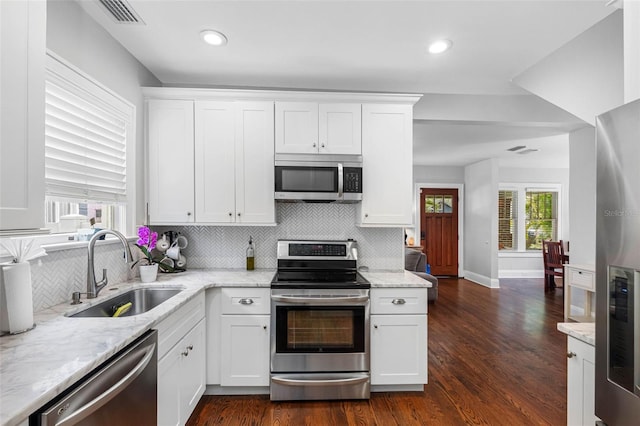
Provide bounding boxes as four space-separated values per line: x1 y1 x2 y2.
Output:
56 342 156 426
271 295 369 304
392 298 406 305
313 143 317 148
182 350 189 357
271 376 369 387
239 298 254 305
263 325 267 330
237 212 241 217
187 212 192 216
187 345 193 351
567 352 576 358
374 325 378 329
321 143 325 148
228 212 232 216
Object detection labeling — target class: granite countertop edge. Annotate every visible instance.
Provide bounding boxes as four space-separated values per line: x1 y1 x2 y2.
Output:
557 322 596 346
0 268 427 425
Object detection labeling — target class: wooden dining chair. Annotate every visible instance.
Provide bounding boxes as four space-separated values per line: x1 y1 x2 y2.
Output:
542 240 566 290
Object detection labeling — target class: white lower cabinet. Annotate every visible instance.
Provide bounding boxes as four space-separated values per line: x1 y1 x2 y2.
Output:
567 336 599 426
220 315 270 386
206 287 271 390
370 288 428 387
156 294 205 426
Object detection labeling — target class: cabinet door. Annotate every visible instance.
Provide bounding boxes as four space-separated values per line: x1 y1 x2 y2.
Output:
235 102 275 224
194 101 236 223
567 337 598 426
319 103 361 154
359 104 413 226
370 314 427 385
220 315 270 386
180 320 206 426
148 100 195 224
275 102 319 154
0 0 46 231
158 345 182 426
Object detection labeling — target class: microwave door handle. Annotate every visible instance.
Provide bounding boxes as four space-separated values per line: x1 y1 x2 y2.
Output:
337 163 344 198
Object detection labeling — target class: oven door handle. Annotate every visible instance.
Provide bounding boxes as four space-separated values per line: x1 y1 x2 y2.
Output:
271 295 369 304
271 376 369 387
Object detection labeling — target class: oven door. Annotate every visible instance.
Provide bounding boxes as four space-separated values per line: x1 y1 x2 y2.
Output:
270 288 369 373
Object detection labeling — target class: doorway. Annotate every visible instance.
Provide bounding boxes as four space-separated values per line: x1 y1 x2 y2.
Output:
420 188 459 276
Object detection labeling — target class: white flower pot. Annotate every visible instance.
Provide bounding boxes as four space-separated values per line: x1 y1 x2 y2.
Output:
139 263 159 283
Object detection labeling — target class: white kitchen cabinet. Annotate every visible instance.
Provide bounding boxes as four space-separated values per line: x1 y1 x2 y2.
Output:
370 288 428 387
567 336 599 426
0 0 46 231
195 100 275 224
358 104 413 226
147 99 195 224
564 264 595 322
275 102 361 155
220 315 270 386
156 294 205 426
219 287 271 387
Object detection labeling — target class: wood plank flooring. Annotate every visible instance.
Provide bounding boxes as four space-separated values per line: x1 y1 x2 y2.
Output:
186 278 567 425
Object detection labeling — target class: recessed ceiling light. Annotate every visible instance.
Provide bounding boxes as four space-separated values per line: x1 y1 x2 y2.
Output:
200 30 227 46
428 39 452 54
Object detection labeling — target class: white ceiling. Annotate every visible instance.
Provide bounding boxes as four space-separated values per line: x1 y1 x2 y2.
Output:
79 0 614 167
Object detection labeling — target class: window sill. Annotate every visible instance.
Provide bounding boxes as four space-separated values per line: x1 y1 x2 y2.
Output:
498 251 542 258
0 233 136 261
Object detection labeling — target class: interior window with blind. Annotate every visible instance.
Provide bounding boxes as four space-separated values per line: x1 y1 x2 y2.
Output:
44 55 133 234
498 191 517 250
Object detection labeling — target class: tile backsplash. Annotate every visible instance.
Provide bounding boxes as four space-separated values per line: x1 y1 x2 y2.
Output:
26 203 404 312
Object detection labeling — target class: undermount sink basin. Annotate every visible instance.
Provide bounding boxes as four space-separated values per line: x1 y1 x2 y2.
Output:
68 288 182 318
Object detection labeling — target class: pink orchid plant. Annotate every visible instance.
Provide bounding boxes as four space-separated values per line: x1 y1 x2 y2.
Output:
133 226 158 266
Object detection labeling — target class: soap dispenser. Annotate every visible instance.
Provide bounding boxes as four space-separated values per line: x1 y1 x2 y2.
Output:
246 236 255 270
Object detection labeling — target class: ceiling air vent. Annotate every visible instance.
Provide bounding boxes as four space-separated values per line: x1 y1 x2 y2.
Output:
98 0 145 24
517 148 539 155
507 145 527 152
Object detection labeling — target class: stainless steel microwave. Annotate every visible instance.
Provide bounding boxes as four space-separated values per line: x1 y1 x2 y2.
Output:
274 154 363 203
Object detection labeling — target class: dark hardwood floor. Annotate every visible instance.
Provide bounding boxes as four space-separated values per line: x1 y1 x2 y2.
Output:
187 278 567 425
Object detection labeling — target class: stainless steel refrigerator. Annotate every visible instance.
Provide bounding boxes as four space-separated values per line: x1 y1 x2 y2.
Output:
595 98 640 425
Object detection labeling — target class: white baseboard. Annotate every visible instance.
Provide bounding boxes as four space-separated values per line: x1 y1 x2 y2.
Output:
498 269 544 279
204 385 270 395
464 271 500 288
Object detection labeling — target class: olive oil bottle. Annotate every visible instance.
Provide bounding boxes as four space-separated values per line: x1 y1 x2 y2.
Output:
246 236 255 270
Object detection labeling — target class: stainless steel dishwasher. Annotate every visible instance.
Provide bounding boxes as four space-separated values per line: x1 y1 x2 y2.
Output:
30 330 157 425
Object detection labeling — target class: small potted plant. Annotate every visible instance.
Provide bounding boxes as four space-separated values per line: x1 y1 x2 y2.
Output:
133 226 159 282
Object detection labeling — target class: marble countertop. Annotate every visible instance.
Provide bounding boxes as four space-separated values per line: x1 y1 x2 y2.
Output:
557 322 595 346
0 268 427 425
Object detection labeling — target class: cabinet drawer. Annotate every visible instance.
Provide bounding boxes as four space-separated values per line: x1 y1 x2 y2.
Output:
370 288 428 315
221 287 271 315
155 293 205 358
568 268 595 291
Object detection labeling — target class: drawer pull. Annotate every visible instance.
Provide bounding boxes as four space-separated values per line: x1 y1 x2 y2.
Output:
567 351 576 358
239 298 254 305
391 298 406 305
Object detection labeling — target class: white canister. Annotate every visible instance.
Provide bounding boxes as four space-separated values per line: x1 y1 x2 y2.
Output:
0 262 35 334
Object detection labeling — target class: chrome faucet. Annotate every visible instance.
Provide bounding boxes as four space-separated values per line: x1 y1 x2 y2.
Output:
87 229 133 298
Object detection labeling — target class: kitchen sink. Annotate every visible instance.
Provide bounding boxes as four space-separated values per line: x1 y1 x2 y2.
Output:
68 288 182 318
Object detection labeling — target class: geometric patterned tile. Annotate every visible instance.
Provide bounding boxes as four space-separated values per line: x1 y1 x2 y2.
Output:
30 203 405 313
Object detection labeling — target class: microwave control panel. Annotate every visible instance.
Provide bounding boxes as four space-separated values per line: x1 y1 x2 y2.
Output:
343 167 362 193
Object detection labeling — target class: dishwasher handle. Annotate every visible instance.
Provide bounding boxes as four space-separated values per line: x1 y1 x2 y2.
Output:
50 341 156 426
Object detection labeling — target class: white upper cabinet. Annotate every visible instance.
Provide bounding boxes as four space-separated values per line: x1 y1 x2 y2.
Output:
194 101 236 223
0 0 46 231
147 99 195 224
276 102 362 155
275 102 318 154
194 101 275 224
358 104 413 226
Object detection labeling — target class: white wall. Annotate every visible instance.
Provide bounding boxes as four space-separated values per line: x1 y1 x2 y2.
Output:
513 10 623 125
413 165 465 184
463 158 499 287
568 127 596 265
46 0 161 229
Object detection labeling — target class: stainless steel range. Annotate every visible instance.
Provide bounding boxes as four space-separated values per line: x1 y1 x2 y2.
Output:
270 239 371 401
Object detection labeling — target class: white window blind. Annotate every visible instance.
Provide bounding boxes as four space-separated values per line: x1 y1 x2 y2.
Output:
45 59 132 204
